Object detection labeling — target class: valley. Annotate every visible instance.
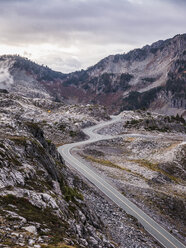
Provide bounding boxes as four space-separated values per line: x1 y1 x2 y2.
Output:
0 33 185 248
74 112 186 246
0 33 185 116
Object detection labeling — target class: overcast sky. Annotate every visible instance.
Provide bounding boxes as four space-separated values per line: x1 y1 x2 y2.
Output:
0 0 185 73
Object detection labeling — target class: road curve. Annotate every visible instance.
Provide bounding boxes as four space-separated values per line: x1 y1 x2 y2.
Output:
58 116 186 248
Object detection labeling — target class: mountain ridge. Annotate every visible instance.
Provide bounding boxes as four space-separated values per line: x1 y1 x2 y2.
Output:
0 33 186 247
0 33 185 116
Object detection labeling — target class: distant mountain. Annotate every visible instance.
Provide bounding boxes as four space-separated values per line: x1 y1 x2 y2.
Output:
0 55 66 100
0 33 185 116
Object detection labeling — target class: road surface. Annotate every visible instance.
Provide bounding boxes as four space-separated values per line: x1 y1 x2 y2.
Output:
58 115 186 248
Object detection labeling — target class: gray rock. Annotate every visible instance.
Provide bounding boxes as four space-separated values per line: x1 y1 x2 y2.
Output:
89 236 99 246
28 239 35 246
80 238 88 246
23 226 37 234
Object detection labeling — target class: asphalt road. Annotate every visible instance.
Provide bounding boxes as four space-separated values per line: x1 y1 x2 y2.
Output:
58 116 186 248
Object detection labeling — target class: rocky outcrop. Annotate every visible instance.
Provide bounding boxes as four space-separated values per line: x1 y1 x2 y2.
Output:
0 93 115 248
81 112 186 243
0 92 109 146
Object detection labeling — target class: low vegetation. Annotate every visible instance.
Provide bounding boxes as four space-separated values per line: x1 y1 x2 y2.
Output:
82 155 146 180
0 194 69 245
128 159 180 183
41 244 76 248
121 87 163 111
124 114 186 133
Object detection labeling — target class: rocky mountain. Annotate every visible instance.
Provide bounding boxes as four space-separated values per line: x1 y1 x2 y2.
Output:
0 91 164 248
0 33 185 248
85 110 186 244
0 55 65 100
64 33 186 115
0 91 113 248
0 91 109 146
0 33 185 116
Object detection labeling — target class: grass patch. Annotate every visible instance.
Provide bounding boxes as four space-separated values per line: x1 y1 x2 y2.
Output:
129 159 158 169
24 177 53 192
9 156 22 167
69 131 78 137
55 160 65 168
1 149 22 167
0 143 5 149
145 125 169 132
0 194 69 244
32 139 45 153
0 149 6 158
125 137 136 142
83 155 147 180
9 136 28 145
66 186 83 202
58 124 66 132
60 183 84 203
41 244 76 248
83 155 123 170
128 159 180 183
125 119 143 126
46 139 52 145
55 143 66 147
25 121 40 130
59 176 84 204
162 142 181 152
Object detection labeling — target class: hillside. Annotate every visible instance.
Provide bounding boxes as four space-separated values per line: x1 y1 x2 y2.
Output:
0 34 185 116
0 91 164 248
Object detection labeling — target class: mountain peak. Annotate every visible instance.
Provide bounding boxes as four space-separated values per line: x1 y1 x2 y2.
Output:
0 33 185 116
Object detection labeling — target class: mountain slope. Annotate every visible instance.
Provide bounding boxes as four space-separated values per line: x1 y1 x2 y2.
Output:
0 92 163 248
0 55 66 100
63 33 186 115
0 33 185 115
0 92 115 248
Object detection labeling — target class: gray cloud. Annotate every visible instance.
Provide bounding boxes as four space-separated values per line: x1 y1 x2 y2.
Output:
164 0 186 4
0 0 185 72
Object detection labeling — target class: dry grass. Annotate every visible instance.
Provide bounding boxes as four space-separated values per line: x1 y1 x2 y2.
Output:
55 143 66 147
150 141 182 157
41 244 76 248
161 142 181 152
84 155 123 169
128 159 180 183
125 137 136 142
82 155 147 180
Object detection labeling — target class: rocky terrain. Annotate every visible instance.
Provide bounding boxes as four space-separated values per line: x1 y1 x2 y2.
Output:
0 91 113 248
65 34 186 115
99 110 186 135
0 33 186 248
0 33 185 116
0 91 164 248
0 91 109 146
76 111 186 245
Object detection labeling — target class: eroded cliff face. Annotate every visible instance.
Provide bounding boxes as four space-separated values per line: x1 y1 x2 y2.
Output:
0 92 115 248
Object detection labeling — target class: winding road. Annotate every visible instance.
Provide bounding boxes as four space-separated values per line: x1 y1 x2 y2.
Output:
58 116 186 248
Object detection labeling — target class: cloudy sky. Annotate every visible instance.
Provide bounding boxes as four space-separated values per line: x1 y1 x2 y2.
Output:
0 0 185 73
